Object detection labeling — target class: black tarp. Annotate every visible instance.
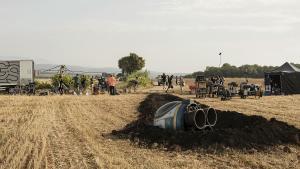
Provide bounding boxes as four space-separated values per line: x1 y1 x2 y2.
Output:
281 72 300 94
265 62 300 95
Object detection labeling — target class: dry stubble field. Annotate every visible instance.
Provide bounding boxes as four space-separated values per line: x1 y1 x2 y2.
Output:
0 86 300 169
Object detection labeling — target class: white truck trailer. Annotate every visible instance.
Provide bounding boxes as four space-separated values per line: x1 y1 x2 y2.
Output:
0 60 35 93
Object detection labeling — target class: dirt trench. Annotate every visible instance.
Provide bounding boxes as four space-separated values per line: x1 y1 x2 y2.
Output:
114 93 300 151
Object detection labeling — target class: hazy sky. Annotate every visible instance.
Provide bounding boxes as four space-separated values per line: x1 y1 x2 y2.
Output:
0 0 300 72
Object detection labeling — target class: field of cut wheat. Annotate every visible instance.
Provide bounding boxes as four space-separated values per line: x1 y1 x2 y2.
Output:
0 86 299 169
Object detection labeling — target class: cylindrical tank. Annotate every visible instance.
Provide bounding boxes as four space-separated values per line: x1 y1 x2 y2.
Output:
153 100 217 130
205 108 217 126
153 100 189 130
184 109 206 130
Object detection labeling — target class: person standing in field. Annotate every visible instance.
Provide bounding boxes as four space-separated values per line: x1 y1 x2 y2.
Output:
161 73 167 89
80 75 86 94
90 76 94 94
98 76 106 93
73 74 80 95
132 76 139 92
107 74 117 95
58 75 64 95
179 76 185 94
166 75 174 93
166 75 169 87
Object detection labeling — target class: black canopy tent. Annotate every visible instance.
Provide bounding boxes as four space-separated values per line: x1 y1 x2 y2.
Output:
265 62 300 95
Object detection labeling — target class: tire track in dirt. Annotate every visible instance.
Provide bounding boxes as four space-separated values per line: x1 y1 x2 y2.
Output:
45 98 99 169
0 98 47 169
55 95 148 168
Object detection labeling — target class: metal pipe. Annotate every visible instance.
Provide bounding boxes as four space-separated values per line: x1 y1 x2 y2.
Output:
204 108 217 126
153 100 218 131
186 103 200 113
194 109 207 129
184 109 206 130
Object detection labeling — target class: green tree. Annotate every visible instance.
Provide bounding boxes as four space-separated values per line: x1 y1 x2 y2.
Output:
118 53 145 74
51 74 91 90
51 74 74 88
79 74 91 90
127 70 151 87
35 81 53 90
291 63 300 69
185 63 284 78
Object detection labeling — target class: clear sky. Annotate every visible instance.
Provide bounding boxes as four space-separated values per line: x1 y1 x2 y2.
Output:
0 0 299 72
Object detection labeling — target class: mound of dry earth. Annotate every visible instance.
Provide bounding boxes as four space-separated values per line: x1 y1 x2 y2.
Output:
113 93 300 151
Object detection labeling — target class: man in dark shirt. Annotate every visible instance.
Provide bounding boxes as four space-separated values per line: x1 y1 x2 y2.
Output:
73 74 80 94
161 73 167 89
166 75 174 93
58 75 64 95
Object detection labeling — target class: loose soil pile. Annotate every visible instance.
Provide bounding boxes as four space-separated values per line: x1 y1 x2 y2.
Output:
113 93 300 151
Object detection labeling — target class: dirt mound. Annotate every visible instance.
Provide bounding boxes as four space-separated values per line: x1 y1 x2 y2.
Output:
114 93 300 151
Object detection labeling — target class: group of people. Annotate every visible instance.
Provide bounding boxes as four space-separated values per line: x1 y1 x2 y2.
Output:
161 73 185 93
92 74 119 95
56 72 142 96
71 74 118 95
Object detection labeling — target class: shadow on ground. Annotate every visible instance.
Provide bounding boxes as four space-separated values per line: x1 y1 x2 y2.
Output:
111 93 300 152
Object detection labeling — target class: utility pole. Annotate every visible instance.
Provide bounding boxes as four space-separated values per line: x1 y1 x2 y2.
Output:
219 52 222 67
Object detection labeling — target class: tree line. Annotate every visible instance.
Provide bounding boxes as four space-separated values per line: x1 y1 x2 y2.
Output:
185 63 300 78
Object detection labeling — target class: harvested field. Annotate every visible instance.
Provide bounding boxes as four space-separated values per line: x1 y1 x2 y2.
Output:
0 90 300 168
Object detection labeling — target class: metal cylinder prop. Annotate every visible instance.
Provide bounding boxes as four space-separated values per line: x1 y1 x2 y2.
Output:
153 100 217 130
